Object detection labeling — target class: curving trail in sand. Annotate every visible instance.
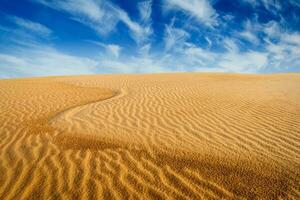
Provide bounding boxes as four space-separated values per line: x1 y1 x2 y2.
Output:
0 73 300 199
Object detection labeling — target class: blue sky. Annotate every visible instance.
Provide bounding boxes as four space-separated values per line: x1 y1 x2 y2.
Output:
0 0 300 78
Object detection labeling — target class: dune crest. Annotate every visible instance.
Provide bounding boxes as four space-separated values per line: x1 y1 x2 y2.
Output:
0 73 300 199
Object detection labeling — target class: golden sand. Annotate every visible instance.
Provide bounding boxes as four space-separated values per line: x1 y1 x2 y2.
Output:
0 73 299 199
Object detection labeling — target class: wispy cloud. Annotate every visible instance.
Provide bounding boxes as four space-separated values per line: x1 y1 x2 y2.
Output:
223 38 239 53
163 0 218 27
137 0 153 44
106 44 122 58
33 0 119 35
218 51 268 72
33 0 152 44
264 32 300 70
36 0 104 21
236 20 260 45
282 32 300 46
8 15 52 37
164 18 190 52
241 0 282 12
139 0 152 25
114 7 148 44
263 20 281 38
88 41 122 58
0 44 97 78
0 15 97 78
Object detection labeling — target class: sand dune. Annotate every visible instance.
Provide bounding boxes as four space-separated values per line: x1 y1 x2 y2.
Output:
0 73 300 199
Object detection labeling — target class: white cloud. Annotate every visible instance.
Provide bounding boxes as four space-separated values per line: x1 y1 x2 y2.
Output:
264 32 300 70
98 58 167 73
34 0 118 35
106 44 121 58
0 45 97 78
34 0 152 44
114 0 153 44
223 38 239 52
239 31 259 44
138 0 153 41
234 20 260 45
87 41 122 58
258 19 300 71
223 14 235 21
164 19 190 52
242 0 282 12
8 16 52 37
35 0 103 21
0 54 27 66
164 0 218 27
138 43 152 57
160 17 271 73
205 37 212 48
185 44 215 62
219 51 268 72
111 0 153 44
236 20 260 44
139 0 152 23
263 20 281 38
262 0 282 11
281 33 300 46
167 38 269 73
115 8 147 44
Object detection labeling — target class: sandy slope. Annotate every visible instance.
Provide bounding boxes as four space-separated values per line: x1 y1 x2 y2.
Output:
0 73 299 199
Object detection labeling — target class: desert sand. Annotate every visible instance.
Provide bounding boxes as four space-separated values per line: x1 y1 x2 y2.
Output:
0 73 299 199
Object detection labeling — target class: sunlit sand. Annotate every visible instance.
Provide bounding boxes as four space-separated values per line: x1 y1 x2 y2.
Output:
0 73 299 199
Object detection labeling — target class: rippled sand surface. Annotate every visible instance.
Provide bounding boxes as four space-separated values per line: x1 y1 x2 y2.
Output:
0 73 299 199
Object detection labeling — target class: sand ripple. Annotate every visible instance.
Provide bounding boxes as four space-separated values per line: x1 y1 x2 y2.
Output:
0 73 300 199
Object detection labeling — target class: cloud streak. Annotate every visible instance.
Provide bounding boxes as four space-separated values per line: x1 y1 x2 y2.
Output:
34 0 153 44
8 15 52 37
164 0 218 27
0 45 97 78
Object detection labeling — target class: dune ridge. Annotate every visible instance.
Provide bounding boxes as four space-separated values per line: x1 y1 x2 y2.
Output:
0 73 300 199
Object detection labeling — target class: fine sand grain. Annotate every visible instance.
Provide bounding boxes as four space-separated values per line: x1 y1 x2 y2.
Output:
0 73 299 199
